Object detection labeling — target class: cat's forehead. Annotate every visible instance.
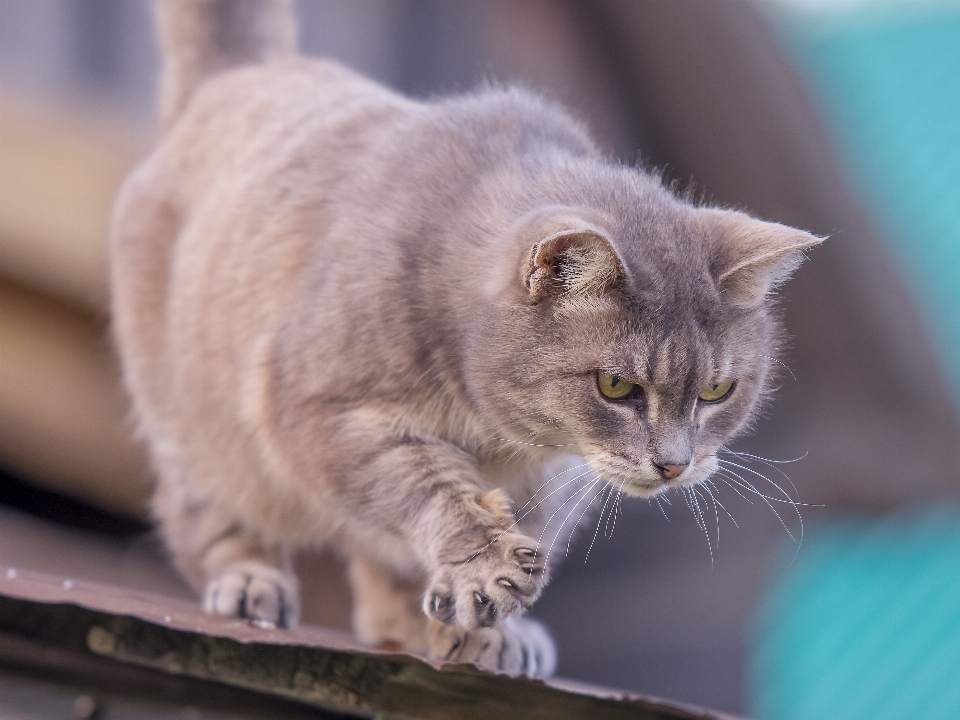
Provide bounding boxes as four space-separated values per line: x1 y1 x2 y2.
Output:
619 318 727 385
577 285 744 387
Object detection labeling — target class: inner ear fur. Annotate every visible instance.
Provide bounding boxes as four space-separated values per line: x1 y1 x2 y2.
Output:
525 227 625 302
705 209 824 307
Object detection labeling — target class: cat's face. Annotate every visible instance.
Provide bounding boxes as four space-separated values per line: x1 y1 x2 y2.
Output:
471 195 820 498
508 300 773 497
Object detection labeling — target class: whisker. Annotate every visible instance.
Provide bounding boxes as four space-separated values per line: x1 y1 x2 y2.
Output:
720 447 808 465
545 480 604 566
718 449 811 504
705 480 740 528
463 468 593 563
696 484 721 549
606 481 626 539
654 495 671 522
717 460 818 507
534 477 601 562
583 481 619 563
559 482 611 562
512 462 592 518
513 469 595 524
685 487 713 565
714 469 798 546
717 459 815 553
603 482 618 538
493 437 579 449
709 469 753 504
757 354 797 381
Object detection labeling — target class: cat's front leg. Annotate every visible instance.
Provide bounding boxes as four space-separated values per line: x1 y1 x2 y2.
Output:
428 616 557 678
344 545 555 678
422 524 548 631
355 440 550 633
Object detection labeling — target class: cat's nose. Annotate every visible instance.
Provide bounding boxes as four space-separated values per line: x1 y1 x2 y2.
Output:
654 462 688 480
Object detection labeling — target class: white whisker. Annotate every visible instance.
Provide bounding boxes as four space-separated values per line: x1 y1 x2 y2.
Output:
512 462 592 518
583 481 619 563
716 460 816 508
558 482 611 562
534 477 601 564
705 479 740 528
606 481 626 539
695 484 720 549
715 469 798 546
464 468 594 563
757 354 797 381
654 495 671 522
544 480 604 567
513 469 595 525
685 487 713 565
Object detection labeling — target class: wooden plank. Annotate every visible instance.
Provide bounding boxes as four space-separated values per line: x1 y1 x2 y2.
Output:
0 567 742 720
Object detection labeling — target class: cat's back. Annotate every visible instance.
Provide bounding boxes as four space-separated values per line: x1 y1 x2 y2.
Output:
109 58 413 421
109 53 601 449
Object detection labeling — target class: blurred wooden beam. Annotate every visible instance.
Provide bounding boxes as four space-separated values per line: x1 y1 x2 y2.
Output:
0 91 144 315
0 278 150 518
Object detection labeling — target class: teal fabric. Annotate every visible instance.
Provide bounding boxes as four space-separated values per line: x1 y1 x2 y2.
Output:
748 6 960 719
750 508 960 720
780 5 960 400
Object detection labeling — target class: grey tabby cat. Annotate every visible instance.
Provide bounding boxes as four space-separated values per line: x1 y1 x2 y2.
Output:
109 0 821 677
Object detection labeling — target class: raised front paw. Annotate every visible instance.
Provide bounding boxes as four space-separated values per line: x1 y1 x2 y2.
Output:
423 531 548 629
202 561 299 628
428 616 556 678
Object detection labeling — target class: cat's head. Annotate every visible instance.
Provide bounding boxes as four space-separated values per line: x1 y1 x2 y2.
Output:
470 179 821 497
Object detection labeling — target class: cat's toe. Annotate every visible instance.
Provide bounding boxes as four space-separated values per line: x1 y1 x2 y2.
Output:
428 616 556 678
202 561 299 628
425 531 550 629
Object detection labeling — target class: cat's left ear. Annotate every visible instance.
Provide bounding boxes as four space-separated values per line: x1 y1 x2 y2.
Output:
524 225 626 303
705 209 824 307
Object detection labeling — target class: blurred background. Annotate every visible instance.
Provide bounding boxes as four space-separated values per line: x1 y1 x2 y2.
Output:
1 0 960 717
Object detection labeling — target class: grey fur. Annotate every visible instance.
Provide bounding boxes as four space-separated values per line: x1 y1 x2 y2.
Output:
110 0 820 677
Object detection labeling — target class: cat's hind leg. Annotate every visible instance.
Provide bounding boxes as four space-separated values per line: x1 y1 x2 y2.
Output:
153 478 300 628
347 551 430 654
200 536 299 629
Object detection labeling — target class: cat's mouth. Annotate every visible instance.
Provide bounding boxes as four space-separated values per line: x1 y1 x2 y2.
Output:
587 452 716 498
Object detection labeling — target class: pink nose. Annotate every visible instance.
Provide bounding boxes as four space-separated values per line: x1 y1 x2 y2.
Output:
656 463 688 480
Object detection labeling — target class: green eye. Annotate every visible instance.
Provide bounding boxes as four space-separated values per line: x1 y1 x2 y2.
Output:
597 371 637 400
698 381 734 403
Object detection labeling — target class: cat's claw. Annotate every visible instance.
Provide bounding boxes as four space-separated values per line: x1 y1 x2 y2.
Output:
428 616 556 678
424 531 548 630
202 561 299 629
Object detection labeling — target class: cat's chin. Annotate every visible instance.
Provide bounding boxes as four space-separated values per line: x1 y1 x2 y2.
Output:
618 479 670 498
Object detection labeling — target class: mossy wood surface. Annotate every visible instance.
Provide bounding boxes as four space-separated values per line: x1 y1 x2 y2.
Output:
0 568 740 719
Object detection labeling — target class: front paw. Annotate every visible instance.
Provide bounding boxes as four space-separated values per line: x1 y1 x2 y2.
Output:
423 531 548 629
202 561 299 628
428 616 556 678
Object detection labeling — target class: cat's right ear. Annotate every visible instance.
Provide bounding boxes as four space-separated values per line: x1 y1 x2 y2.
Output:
705 209 824 308
524 227 626 303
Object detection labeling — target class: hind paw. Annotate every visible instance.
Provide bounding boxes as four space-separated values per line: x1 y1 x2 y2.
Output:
202 561 299 628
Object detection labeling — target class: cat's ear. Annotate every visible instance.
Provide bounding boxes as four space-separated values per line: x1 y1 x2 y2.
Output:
706 209 824 307
524 226 626 302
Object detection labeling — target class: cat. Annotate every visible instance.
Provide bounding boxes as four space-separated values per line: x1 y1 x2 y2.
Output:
109 0 821 678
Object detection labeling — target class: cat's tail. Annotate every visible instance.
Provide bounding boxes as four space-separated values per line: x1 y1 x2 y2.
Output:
155 0 298 128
